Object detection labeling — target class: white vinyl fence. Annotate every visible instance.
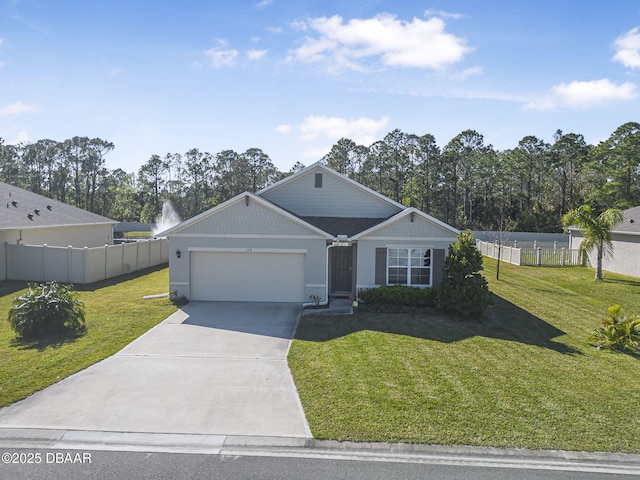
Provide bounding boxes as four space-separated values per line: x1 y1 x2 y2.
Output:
477 240 582 267
4 239 168 284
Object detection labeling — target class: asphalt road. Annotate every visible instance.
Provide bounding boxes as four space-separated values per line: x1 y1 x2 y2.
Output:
0 448 634 480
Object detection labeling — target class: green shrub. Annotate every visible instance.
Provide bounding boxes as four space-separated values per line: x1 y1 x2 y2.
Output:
357 285 438 310
588 304 640 353
8 282 86 338
438 230 492 317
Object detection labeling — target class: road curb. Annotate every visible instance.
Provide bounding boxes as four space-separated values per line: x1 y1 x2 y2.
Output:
2 428 640 475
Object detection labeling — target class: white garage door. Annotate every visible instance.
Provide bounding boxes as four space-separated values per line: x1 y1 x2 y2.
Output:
190 250 306 302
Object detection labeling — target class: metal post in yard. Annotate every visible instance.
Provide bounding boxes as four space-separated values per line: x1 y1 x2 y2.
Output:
561 248 565 267
537 247 542 266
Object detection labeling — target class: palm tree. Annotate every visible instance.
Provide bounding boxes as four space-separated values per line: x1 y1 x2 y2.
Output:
562 205 624 280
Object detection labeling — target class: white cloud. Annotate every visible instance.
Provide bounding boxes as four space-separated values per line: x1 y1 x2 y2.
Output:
424 9 463 20
205 40 238 67
0 101 36 116
450 65 483 81
613 27 640 69
525 79 637 110
13 129 29 143
297 115 390 145
0 127 29 144
247 49 268 60
287 13 472 72
275 124 292 134
304 145 333 160
256 0 272 9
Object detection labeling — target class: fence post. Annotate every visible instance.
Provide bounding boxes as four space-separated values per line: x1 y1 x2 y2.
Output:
561 248 565 266
534 240 537 249
536 247 542 266
514 240 518 248
554 241 557 250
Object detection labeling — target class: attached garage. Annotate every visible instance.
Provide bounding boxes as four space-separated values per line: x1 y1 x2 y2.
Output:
189 249 306 302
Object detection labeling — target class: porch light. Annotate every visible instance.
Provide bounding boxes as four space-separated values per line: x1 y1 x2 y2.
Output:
176 250 181 258
333 235 351 247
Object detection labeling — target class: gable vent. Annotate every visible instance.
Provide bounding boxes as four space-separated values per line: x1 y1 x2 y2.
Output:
315 173 323 188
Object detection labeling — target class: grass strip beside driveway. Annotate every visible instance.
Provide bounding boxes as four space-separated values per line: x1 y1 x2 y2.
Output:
0 268 177 407
288 260 640 453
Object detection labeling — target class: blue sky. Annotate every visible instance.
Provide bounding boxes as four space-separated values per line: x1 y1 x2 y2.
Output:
2 0 640 173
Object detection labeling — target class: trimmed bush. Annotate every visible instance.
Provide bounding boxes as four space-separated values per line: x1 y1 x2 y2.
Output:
358 285 438 311
438 230 492 317
8 282 86 338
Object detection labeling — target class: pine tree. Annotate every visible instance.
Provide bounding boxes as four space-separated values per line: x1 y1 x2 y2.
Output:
438 230 492 317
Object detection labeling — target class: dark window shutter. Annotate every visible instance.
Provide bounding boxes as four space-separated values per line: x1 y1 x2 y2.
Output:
432 248 445 286
375 248 387 285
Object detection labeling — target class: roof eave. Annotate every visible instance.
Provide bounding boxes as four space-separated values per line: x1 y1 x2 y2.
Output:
158 191 335 239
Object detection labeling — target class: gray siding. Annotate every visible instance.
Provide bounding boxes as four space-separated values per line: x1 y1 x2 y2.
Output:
364 214 456 239
176 198 323 237
572 231 640 278
260 167 401 218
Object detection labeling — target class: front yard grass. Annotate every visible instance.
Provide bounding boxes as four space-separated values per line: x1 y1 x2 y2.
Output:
0 267 176 407
288 260 640 453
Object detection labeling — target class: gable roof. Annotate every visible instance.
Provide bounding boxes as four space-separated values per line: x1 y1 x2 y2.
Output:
298 216 390 237
351 207 460 240
0 181 116 231
257 162 406 211
157 191 334 239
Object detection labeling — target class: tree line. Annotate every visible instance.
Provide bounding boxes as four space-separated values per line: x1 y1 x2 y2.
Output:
1 121 639 232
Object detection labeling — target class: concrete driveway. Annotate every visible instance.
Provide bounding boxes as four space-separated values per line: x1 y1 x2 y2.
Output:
0 302 311 438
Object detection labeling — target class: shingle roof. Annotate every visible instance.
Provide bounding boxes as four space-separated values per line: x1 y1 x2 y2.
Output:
613 206 640 234
0 181 116 230
298 216 389 237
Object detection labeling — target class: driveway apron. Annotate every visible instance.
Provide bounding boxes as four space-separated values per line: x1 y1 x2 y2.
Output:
0 302 312 438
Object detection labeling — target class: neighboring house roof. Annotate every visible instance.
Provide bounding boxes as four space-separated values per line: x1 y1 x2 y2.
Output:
0 181 116 230
568 205 640 237
612 206 640 234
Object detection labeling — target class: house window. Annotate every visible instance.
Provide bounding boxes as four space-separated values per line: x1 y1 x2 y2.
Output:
315 173 323 188
387 247 431 286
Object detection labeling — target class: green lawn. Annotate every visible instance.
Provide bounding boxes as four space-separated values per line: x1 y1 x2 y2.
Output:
288 260 640 453
0 267 177 407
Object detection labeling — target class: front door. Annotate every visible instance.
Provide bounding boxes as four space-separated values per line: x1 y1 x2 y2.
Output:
331 247 353 294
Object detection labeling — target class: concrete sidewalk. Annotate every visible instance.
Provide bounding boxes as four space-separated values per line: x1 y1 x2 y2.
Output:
0 302 311 438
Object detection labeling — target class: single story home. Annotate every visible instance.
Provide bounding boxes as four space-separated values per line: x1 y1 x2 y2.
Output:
0 180 116 248
568 205 640 278
1 180 117 282
160 162 460 304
